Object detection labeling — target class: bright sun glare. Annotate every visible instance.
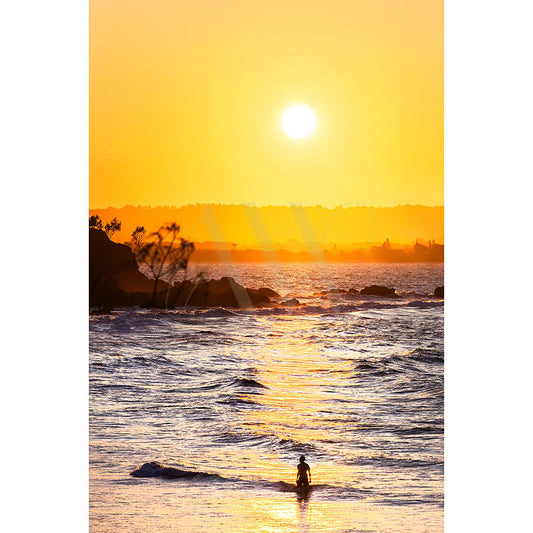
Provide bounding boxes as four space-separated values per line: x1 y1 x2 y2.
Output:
282 105 316 138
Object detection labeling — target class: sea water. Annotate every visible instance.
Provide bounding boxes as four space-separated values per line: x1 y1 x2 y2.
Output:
89 263 444 532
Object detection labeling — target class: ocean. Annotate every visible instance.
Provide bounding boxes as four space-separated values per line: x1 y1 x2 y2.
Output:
89 262 444 532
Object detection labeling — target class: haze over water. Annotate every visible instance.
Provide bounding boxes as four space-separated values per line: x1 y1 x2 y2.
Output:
90 263 443 532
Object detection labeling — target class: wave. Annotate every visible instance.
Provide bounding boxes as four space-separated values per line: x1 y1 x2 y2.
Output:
233 377 267 389
211 376 269 391
192 307 240 317
405 300 444 309
353 455 444 470
404 347 444 363
164 376 269 398
130 462 226 481
245 299 443 317
394 424 443 436
206 429 321 457
130 354 173 366
354 348 443 376
90 296 443 325
129 462 345 494
217 397 261 407
271 481 331 493
375 496 443 507
275 437 319 455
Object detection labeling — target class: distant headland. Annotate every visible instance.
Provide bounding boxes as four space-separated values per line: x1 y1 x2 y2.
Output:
88 204 443 263
89 227 443 310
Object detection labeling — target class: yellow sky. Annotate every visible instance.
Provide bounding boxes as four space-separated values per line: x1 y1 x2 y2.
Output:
90 0 443 208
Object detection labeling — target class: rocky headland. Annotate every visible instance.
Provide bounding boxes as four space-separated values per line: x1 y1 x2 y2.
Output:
89 229 271 309
90 229 439 310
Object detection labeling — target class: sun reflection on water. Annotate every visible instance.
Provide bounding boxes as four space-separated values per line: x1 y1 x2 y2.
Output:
233 316 362 486
90 263 444 531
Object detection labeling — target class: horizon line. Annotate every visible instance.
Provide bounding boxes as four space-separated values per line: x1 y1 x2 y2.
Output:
89 202 444 210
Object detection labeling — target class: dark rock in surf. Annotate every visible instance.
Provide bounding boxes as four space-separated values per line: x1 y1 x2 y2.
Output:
281 298 301 306
130 461 169 477
89 232 270 308
251 287 281 298
130 461 223 480
89 228 161 307
360 285 398 297
434 286 444 298
169 277 270 308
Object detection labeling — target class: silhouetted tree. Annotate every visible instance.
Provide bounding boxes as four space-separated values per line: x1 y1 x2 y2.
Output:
104 217 122 238
89 215 103 230
135 223 195 306
370 238 408 262
131 226 146 254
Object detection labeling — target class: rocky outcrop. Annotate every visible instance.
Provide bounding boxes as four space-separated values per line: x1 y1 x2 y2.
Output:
130 461 223 480
281 298 301 306
434 286 444 298
89 230 271 308
360 285 397 297
130 461 173 477
251 287 281 298
89 229 160 307
168 277 270 308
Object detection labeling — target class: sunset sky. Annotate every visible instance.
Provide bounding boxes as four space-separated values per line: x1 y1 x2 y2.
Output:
90 0 443 209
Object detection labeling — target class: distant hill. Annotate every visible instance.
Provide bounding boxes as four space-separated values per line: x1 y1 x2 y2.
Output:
89 204 444 249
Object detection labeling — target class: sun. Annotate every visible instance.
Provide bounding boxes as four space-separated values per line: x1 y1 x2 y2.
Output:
281 104 316 138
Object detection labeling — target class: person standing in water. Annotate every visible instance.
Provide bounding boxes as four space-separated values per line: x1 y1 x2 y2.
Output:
296 455 311 488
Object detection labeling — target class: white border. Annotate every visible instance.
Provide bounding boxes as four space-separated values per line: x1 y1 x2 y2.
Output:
1 1 88 530
446 0 533 530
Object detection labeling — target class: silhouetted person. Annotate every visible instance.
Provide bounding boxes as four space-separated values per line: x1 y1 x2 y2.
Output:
296 455 311 488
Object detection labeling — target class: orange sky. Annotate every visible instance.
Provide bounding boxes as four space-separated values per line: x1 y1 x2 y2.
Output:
90 0 443 209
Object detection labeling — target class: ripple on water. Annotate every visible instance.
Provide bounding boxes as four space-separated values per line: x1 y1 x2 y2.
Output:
90 263 444 532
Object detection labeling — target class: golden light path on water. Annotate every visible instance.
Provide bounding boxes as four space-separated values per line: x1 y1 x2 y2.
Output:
90 263 444 532
239 317 357 483
94 484 438 532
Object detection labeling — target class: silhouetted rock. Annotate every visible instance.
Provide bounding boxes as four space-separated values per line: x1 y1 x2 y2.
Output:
167 277 270 308
90 230 271 308
348 288 359 294
281 298 301 306
434 286 444 298
130 461 223 480
130 461 168 477
360 285 397 297
252 287 281 298
89 228 160 307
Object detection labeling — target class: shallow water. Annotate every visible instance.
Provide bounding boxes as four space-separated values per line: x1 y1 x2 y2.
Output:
90 263 443 532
